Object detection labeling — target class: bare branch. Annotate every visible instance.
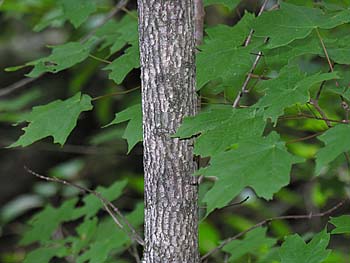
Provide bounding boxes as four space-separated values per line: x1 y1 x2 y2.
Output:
233 0 269 108
201 199 346 261
0 75 42 97
233 51 262 108
243 0 269 47
24 165 144 246
309 99 332 128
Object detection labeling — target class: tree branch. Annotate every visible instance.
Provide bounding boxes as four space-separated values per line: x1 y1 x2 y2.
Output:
233 0 269 108
24 165 144 246
201 199 346 261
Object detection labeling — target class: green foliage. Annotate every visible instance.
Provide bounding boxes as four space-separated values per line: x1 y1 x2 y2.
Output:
253 2 350 48
10 92 93 147
203 0 240 10
104 45 140 84
176 106 265 156
105 104 142 153
330 215 350 234
255 65 339 123
223 227 276 262
59 0 96 28
2 0 350 262
19 180 140 263
315 124 350 174
199 132 302 215
196 13 257 97
279 229 331 263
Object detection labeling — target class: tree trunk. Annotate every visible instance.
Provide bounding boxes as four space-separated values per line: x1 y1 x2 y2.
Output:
137 0 199 262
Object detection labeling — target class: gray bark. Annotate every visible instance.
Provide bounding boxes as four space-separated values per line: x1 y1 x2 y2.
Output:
137 0 200 262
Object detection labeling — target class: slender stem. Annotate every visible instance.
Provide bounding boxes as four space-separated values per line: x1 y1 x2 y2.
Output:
88 54 112 64
279 113 347 124
24 166 144 246
91 86 140 101
0 75 42 97
233 52 263 108
243 0 269 46
201 199 346 261
309 100 332 128
286 131 324 145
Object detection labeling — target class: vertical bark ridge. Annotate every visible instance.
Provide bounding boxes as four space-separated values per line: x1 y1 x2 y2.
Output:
137 0 199 262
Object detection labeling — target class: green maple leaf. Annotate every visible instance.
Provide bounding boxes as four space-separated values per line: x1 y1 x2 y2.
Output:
103 44 140 84
330 215 350 234
223 227 276 262
105 104 142 153
315 124 350 175
264 34 350 68
200 132 302 215
197 13 259 98
253 2 350 49
60 0 96 28
77 202 144 263
175 106 266 157
21 40 95 77
95 14 138 55
203 0 240 10
23 246 69 263
20 198 78 245
279 229 331 263
73 180 128 219
254 65 339 123
10 92 93 147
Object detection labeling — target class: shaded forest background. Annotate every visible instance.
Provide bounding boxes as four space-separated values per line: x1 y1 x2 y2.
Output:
0 0 349 262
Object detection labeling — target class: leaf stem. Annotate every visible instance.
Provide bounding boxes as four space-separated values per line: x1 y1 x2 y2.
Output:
91 86 140 101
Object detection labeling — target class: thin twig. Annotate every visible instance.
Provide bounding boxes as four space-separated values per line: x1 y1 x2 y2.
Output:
243 0 269 46
233 0 269 108
201 199 346 261
309 100 332 128
129 243 141 263
0 75 42 97
286 131 324 145
88 54 112 64
24 165 144 246
315 29 335 76
233 52 263 108
91 86 140 101
279 113 348 124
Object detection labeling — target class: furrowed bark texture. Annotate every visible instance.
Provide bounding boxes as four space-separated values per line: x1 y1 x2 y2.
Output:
137 0 199 262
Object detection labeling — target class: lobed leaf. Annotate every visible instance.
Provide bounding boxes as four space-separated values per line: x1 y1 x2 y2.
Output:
200 132 302 215
10 92 93 147
223 227 276 262
59 0 96 28
253 2 350 49
315 124 350 175
105 104 142 153
330 215 350 234
254 65 339 123
175 106 265 157
279 229 331 263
